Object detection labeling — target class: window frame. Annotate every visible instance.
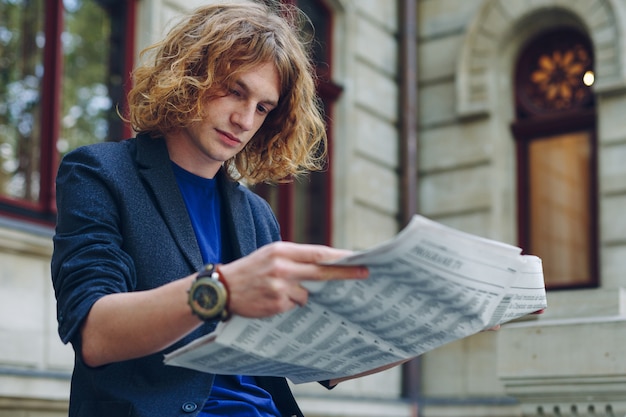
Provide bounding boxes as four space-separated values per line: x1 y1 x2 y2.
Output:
511 27 599 290
0 0 135 226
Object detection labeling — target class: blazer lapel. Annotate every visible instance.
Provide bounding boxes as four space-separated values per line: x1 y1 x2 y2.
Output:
217 171 257 259
134 135 203 271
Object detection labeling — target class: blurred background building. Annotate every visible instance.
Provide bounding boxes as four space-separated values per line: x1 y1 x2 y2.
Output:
1 0 625 416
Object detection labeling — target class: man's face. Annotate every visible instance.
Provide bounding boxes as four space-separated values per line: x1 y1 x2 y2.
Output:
166 61 280 178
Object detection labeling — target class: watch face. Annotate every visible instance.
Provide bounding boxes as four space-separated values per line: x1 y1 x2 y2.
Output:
192 284 219 310
189 277 227 320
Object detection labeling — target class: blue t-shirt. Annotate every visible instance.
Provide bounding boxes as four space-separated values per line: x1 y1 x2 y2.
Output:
172 163 280 417
172 163 222 263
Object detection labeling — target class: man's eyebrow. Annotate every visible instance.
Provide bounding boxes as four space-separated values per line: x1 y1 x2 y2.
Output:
235 79 278 108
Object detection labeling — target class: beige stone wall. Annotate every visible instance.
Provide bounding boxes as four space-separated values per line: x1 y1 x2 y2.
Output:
418 0 626 416
0 224 72 416
325 0 402 255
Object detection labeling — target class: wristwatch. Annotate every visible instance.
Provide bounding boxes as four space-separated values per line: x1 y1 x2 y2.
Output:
188 263 230 321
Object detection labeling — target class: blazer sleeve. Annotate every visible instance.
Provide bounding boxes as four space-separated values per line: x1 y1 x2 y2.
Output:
51 145 137 345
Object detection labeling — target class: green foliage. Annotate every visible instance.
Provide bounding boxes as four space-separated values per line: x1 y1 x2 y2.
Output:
0 0 119 201
60 0 113 152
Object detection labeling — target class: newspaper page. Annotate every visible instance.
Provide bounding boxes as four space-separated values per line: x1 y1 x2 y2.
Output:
164 215 547 383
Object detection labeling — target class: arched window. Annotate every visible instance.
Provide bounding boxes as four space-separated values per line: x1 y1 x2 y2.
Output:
511 27 598 289
0 0 134 224
253 0 342 245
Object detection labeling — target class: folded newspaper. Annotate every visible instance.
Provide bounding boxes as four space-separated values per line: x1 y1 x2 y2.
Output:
164 214 547 383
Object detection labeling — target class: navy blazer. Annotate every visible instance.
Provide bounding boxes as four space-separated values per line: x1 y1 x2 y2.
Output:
51 134 304 417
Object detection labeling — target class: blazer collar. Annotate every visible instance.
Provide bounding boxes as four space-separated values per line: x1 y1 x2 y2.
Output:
134 134 254 268
135 134 203 271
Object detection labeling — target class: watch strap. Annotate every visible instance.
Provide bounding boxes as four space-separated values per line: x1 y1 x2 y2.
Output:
214 265 231 319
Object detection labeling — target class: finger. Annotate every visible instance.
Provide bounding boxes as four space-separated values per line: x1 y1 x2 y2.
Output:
261 241 355 264
278 261 368 282
316 265 369 281
480 324 500 332
288 284 309 307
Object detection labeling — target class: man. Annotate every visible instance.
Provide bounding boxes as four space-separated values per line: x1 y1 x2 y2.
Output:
51 2 375 416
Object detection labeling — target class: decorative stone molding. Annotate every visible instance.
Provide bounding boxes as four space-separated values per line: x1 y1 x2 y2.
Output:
508 377 626 417
456 0 626 119
498 317 626 417
0 224 52 258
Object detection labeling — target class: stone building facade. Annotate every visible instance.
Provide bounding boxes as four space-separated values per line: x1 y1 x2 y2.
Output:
2 0 626 416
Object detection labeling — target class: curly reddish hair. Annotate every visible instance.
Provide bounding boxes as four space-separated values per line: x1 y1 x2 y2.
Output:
126 1 327 184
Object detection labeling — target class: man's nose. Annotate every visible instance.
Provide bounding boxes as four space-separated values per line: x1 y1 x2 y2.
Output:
232 105 255 130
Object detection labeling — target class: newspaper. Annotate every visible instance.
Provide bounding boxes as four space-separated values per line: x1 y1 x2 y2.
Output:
164 215 547 384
